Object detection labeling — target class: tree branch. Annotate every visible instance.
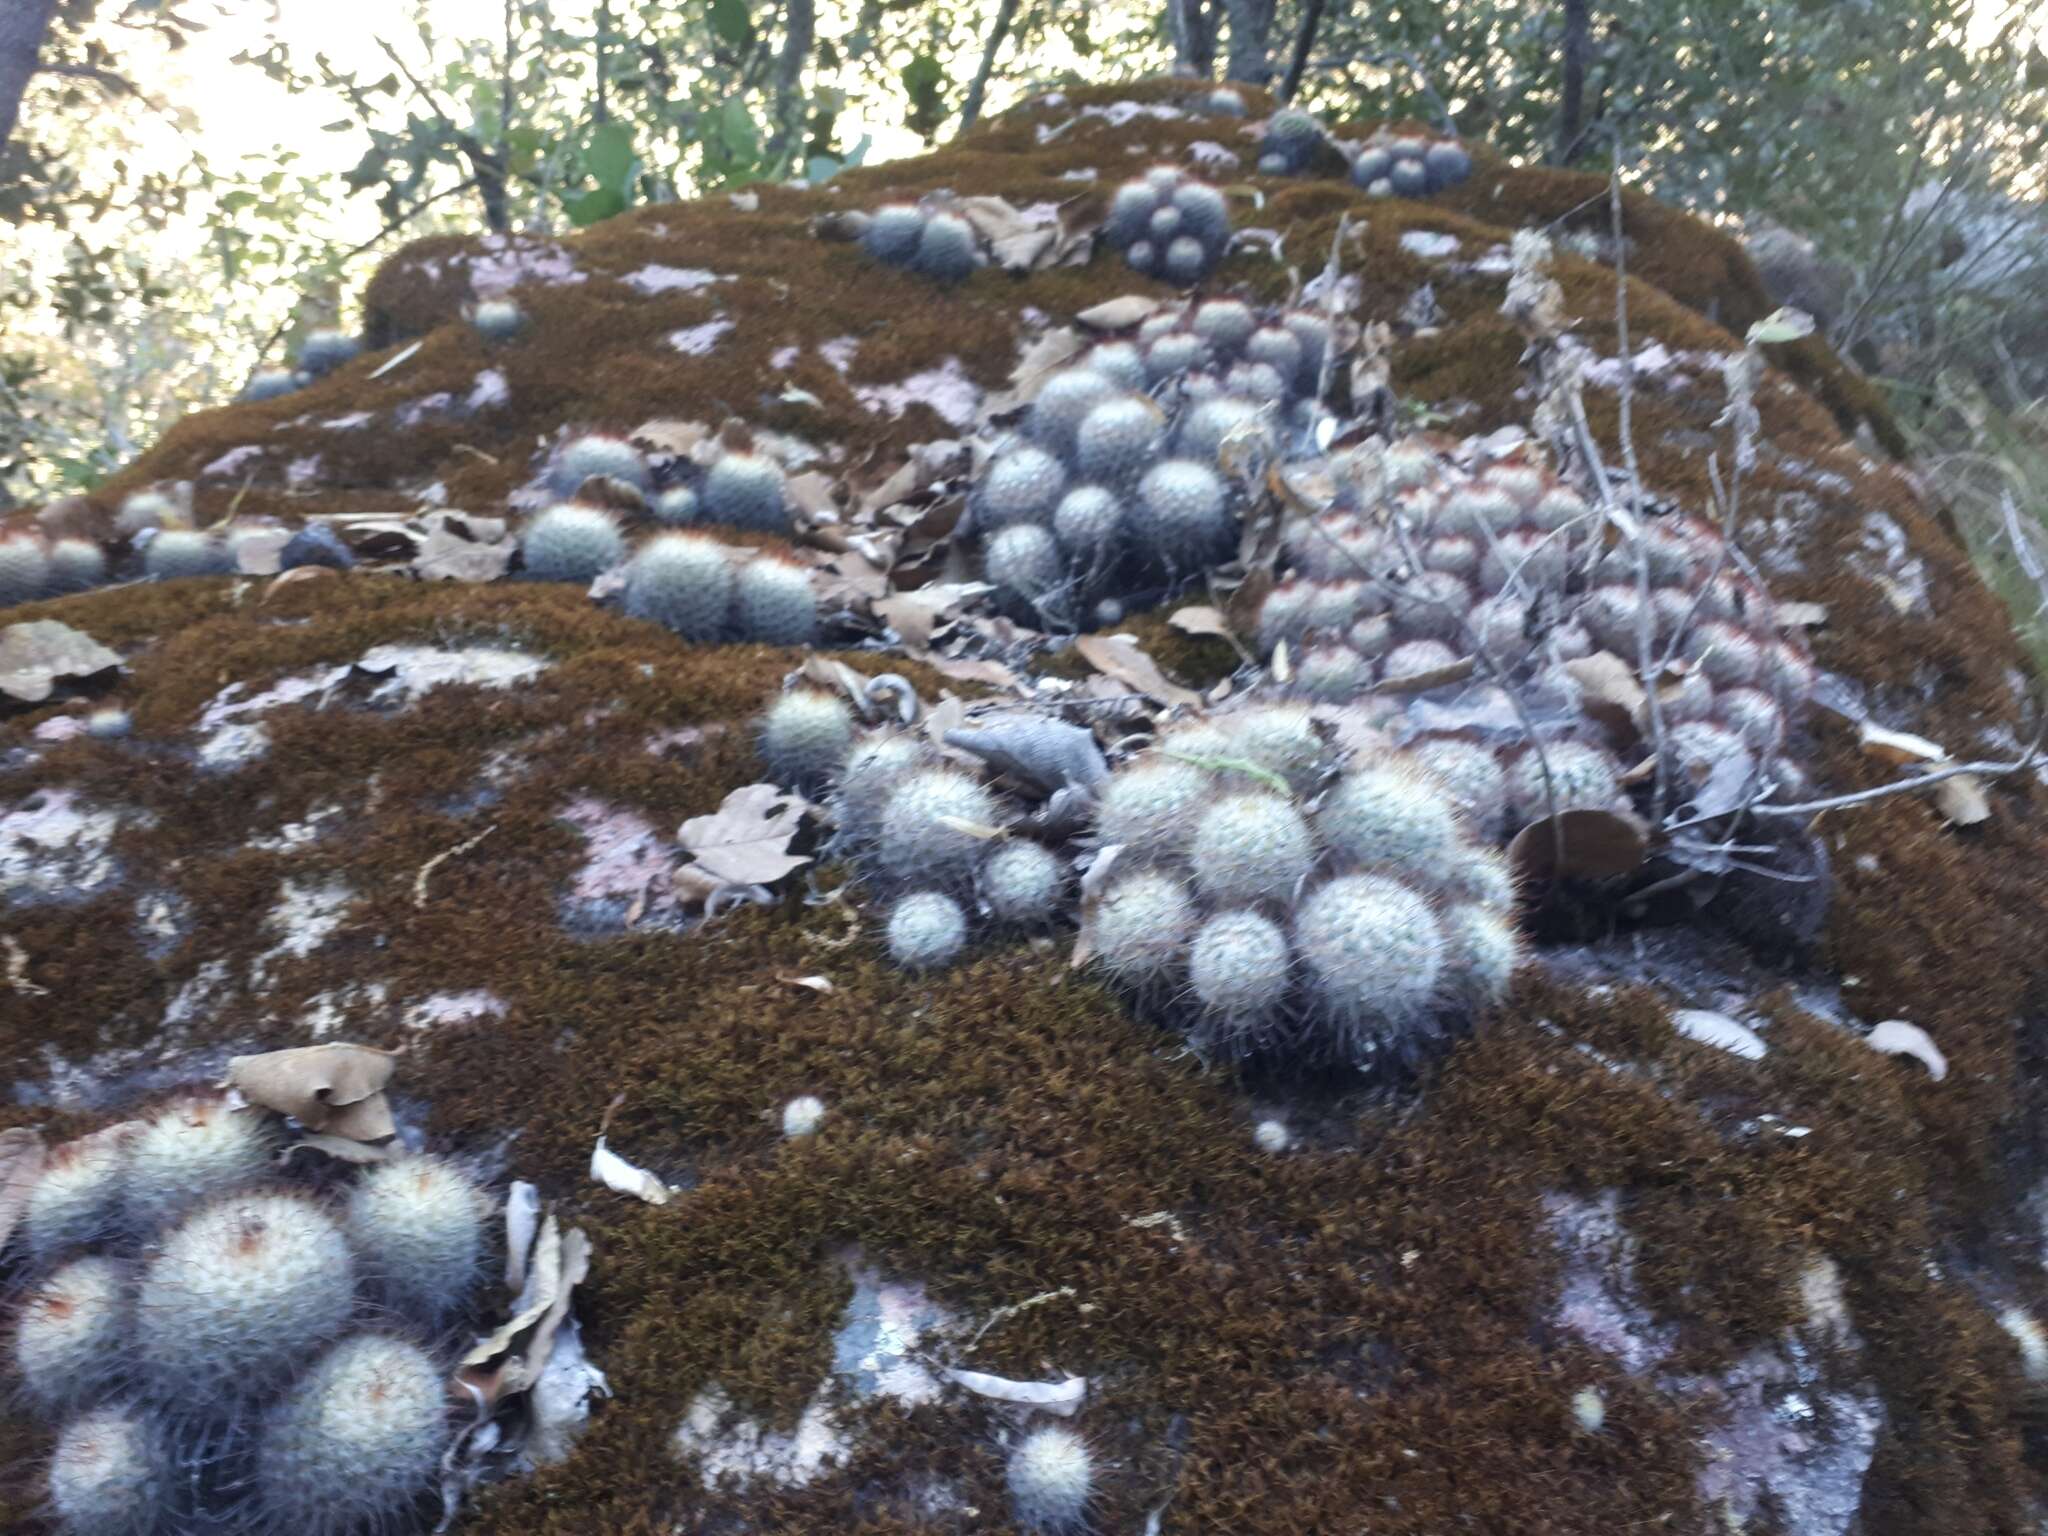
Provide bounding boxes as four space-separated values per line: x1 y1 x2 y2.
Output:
958 0 1020 135
1278 0 1327 105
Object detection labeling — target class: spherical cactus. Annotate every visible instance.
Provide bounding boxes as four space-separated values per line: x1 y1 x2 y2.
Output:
1086 341 1147 393
701 451 790 533
114 490 178 538
144 529 231 581
1244 325 1304 386
1189 909 1293 1034
986 523 1065 613
1425 140 1473 189
1380 638 1461 684
1086 867 1196 986
980 840 1064 927
1161 235 1213 286
1007 1424 1095 1534
646 487 698 527
1144 332 1209 383
1026 372 1117 461
1390 570 1474 642
1223 703 1327 790
280 522 356 572
25 1133 127 1261
473 299 525 340
1293 642 1373 702
1316 761 1462 882
1203 87 1247 117
834 731 929 843
47 1405 168 1536
0 536 48 606
1411 738 1508 838
252 1333 449 1536
123 1095 275 1225
1439 845 1518 909
549 433 651 496
1147 205 1185 246
1506 740 1623 821
1052 485 1124 566
781 1095 826 1137
135 1191 355 1405
1134 459 1232 566
1389 157 1431 197
46 538 106 595
1293 874 1445 1049
624 534 732 641
1191 299 1257 354
346 1156 489 1328
520 504 626 583
914 212 978 283
243 367 300 401
1351 147 1393 189
733 555 819 645
874 768 1002 887
864 203 927 265
13 1255 125 1410
1439 902 1520 1006
1123 238 1158 275
979 446 1069 530
1684 619 1765 687
1106 181 1161 246
85 709 131 740
1177 395 1270 467
1171 180 1230 246
1225 360 1290 404
886 890 968 971
1261 109 1325 172
760 689 856 790
1190 793 1316 906
1664 720 1750 783
1075 397 1166 485
1094 757 1210 857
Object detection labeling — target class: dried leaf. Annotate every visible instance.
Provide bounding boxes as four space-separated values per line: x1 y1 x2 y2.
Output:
676 783 813 887
0 1127 46 1253
263 565 335 603
929 655 1022 690
777 973 834 994
1866 1019 1948 1081
1746 307 1816 346
231 528 291 576
945 715 1109 792
945 1368 1088 1415
412 512 516 583
1072 633 1202 709
1076 295 1165 331
629 418 713 456
1776 601 1828 629
934 814 1008 840
1372 655 1477 695
1564 653 1647 740
1671 1008 1768 1061
0 620 122 705
226 1042 400 1138
590 1136 671 1205
1168 605 1237 640
284 1132 400 1166
1933 773 1991 826
872 583 991 650
1508 807 1649 882
1858 720 1946 765
505 1181 543 1292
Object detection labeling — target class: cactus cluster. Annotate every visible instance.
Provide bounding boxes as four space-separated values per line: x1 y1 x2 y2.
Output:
860 202 982 284
1253 432 1819 826
1082 707 1521 1069
8 1093 492 1536
974 298 1337 627
1350 133 1473 198
0 530 111 608
1256 108 1331 176
1102 166 1233 285
622 535 818 645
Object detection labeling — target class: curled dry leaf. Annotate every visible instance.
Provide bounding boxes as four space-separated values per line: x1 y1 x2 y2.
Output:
872 583 992 651
0 620 122 706
1076 295 1165 330
1776 601 1829 629
263 565 336 603
676 782 814 888
590 1136 672 1205
0 1126 47 1252
1746 306 1817 346
460 1211 594 1405
1865 1019 1948 1081
1508 807 1649 883
629 418 713 457
1858 720 1946 765
1670 1008 1768 1061
1564 653 1648 742
413 511 517 583
777 973 834 995
1934 773 1992 826
1371 655 1477 695
225 1042 401 1141
1168 605 1237 641
945 1368 1088 1415
1072 633 1203 709
284 1133 400 1166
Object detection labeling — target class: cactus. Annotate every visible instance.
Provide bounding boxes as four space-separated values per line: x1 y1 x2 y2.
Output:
1506 740 1624 822
1260 109 1326 173
623 534 734 642
123 1096 275 1226
652 487 701 527
47 1404 168 1536
134 1191 356 1406
1085 341 1148 393
1028 368 1120 454
733 555 819 645
1439 902 1520 1006
345 1156 490 1329
781 1095 827 1137
1292 873 1446 1051
985 523 1065 615
1410 738 1508 838
1315 761 1463 883
25 1133 127 1262
13 1255 126 1410
864 204 928 265
549 434 650 496
1052 485 1124 567
915 212 979 283
1134 459 1233 567
980 839 1064 926
473 299 526 340
46 538 107 595
85 709 132 740
874 768 1003 887
1191 299 1257 354
521 505 626 584
979 446 1069 529
143 530 231 581
1006 1425 1095 1534
886 890 968 971
1084 867 1196 985
1188 909 1292 1035
115 490 178 538
760 689 856 790
701 451 791 533
1177 395 1270 466
1094 757 1210 857
280 523 356 572
1202 87 1247 117
1425 140 1473 188
833 731 930 844
0 536 48 606
1190 793 1316 906
243 368 301 401
251 1334 450 1536
297 329 361 376
1075 397 1167 485
1171 181 1230 246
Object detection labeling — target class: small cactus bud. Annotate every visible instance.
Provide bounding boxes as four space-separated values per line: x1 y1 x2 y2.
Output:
1191 299 1257 354
1144 331 1210 382
833 731 929 842
124 1095 274 1226
1411 738 1508 838
1189 909 1293 1031
1316 761 1463 883
114 490 178 538
981 839 1064 926
473 299 526 340
243 367 300 401
1147 205 1184 244
46 538 107 595
1095 757 1210 857
1381 638 1461 683
733 555 820 645
1176 395 1270 466
986 523 1065 614
1425 140 1473 188
1685 619 1765 687
13 1255 125 1410
520 505 627 583
864 204 927 265
781 1095 826 1136
297 329 361 376
1389 157 1431 197
1171 180 1230 245
23 1134 125 1262
549 433 651 496
653 486 701 526
914 212 979 283
886 890 968 971
1085 867 1196 985
1293 642 1372 702
1007 1425 1095 1534
1106 181 1161 246
1053 485 1124 566
1161 235 1213 285
1506 740 1624 821
1439 902 1521 1005
1028 369 1120 455
760 689 856 790
622 533 733 642
48 1404 169 1536
1351 147 1393 188
1203 87 1247 116
1389 570 1474 642
701 451 791 533
281 523 355 572
1261 109 1326 172
1133 458 1232 566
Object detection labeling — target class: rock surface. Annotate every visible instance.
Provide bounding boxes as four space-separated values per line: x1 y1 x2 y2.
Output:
4 80 2047 1535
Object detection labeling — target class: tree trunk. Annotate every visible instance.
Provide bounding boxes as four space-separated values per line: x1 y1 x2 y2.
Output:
958 0 1021 135
0 0 61 153
1279 0 1330 104
767 0 815 170
1556 0 1590 162
1166 0 1218 79
1222 0 1275 84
